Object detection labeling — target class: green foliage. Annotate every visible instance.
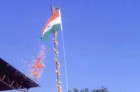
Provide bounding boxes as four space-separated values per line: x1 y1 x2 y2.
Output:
68 87 108 92
73 88 79 92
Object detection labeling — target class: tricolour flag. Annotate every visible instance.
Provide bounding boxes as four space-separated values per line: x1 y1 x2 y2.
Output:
41 8 62 41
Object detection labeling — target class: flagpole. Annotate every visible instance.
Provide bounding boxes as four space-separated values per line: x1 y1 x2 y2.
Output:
52 6 62 92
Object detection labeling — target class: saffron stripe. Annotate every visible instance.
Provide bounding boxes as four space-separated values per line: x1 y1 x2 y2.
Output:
42 9 60 33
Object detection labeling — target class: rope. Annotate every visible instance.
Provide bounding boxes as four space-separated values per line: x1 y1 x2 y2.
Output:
61 30 69 92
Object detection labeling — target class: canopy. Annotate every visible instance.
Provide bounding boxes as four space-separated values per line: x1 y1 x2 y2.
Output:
0 58 39 91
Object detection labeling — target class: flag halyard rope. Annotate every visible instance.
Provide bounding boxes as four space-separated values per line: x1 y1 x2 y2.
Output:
61 30 69 92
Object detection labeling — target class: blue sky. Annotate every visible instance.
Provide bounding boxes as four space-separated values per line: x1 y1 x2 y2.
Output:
0 0 140 92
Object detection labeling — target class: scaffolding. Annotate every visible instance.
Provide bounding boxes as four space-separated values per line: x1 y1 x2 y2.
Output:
0 58 39 92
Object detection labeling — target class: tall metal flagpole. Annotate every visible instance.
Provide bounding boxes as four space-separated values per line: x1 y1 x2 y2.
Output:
52 6 62 92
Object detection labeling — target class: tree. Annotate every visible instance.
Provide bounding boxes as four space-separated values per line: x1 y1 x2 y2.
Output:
91 87 108 92
80 90 84 92
85 88 89 92
68 90 72 92
73 88 79 92
68 86 109 92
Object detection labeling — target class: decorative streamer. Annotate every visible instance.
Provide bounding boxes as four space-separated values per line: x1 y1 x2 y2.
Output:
31 45 46 80
53 31 62 92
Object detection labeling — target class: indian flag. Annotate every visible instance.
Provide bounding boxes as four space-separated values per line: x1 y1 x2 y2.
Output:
41 8 62 41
